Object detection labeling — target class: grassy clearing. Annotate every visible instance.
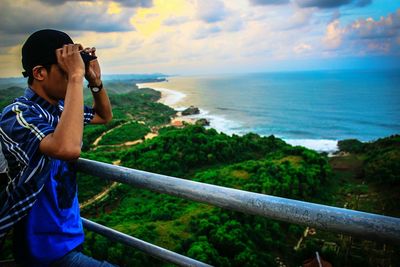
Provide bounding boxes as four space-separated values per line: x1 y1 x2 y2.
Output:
99 122 150 146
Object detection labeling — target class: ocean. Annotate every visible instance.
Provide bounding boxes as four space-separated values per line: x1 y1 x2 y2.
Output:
138 70 400 152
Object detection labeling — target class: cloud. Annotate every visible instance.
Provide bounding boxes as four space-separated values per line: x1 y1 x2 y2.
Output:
0 33 26 48
248 0 289 5
38 0 153 7
192 24 222 39
293 43 312 53
0 0 137 38
190 6 244 40
195 0 228 23
163 16 190 26
323 9 400 54
111 0 153 7
323 19 344 49
350 11 400 40
280 7 315 30
353 0 372 7
222 17 245 32
295 0 372 9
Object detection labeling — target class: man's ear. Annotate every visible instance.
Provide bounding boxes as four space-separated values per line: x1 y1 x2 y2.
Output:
32 66 47 81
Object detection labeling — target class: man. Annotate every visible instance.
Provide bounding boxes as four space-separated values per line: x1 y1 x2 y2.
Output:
0 29 115 266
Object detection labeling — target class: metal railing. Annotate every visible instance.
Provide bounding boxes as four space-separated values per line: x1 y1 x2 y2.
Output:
77 158 400 265
82 218 212 267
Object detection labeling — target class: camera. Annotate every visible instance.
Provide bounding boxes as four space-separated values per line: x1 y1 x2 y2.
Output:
80 51 97 65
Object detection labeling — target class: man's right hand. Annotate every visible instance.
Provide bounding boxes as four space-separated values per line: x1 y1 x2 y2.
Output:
56 44 85 80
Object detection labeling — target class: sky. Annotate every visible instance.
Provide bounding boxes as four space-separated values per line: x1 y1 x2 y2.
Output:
0 0 399 77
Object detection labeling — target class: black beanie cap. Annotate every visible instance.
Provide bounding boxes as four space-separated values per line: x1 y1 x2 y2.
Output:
21 29 73 78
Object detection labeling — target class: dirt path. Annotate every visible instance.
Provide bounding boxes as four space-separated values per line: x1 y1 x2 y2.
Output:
80 181 119 209
95 132 159 149
81 115 194 208
92 121 131 147
80 123 158 209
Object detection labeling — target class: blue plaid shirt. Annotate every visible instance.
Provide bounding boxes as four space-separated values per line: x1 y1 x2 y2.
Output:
0 87 94 240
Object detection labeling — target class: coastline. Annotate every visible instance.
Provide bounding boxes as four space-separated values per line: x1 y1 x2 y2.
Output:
137 83 187 107
137 82 197 126
136 82 339 153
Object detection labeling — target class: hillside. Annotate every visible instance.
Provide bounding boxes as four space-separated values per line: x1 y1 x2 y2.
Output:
80 125 333 266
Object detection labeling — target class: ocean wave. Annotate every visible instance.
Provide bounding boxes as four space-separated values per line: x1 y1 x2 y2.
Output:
137 84 186 106
180 108 246 135
283 139 338 153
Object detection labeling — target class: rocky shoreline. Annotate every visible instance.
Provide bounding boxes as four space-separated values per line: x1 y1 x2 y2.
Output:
137 82 210 128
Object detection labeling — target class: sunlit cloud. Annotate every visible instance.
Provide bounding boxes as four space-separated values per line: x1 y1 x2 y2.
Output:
294 43 313 54
130 0 192 36
324 20 344 49
107 2 123 15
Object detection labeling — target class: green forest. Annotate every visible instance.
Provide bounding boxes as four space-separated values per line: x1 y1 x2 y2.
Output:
0 81 399 266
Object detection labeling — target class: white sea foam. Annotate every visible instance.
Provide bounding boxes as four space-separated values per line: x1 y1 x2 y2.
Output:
137 83 186 106
284 139 338 153
173 106 246 136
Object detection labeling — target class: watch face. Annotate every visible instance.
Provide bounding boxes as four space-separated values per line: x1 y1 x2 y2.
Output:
91 87 100 93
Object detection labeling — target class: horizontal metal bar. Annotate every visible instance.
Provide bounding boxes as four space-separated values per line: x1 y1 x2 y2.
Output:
77 158 400 245
82 218 213 267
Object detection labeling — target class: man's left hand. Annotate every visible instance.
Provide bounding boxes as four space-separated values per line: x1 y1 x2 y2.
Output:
84 47 101 86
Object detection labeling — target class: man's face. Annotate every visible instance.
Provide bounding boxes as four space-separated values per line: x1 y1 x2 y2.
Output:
43 64 69 100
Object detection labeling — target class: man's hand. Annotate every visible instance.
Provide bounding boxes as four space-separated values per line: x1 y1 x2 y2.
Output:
81 46 112 124
83 47 102 86
56 44 85 80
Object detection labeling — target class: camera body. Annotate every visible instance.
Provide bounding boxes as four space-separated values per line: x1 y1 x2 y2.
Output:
80 51 97 65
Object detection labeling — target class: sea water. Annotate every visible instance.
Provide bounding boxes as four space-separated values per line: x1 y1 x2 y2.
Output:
139 70 400 152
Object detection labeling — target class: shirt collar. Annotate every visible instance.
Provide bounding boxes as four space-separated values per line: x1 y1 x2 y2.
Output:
24 87 60 114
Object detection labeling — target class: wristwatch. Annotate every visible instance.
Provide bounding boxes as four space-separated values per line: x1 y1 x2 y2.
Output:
88 82 103 93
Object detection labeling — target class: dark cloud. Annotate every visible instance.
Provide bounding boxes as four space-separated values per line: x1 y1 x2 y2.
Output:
0 0 136 38
296 0 351 8
348 10 400 40
115 0 153 7
38 0 71 5
295 0 372 8
326 9 400 55
248 0 290 5
38 0 153 7
354 0 372 7
0 33 26 48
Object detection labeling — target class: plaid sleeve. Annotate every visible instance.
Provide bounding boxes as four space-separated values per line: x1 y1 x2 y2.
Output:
0 102 54 164
84 105 95 125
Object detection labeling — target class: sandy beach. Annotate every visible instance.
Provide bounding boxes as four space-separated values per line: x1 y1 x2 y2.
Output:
137 82 198 126
137 83 186 107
